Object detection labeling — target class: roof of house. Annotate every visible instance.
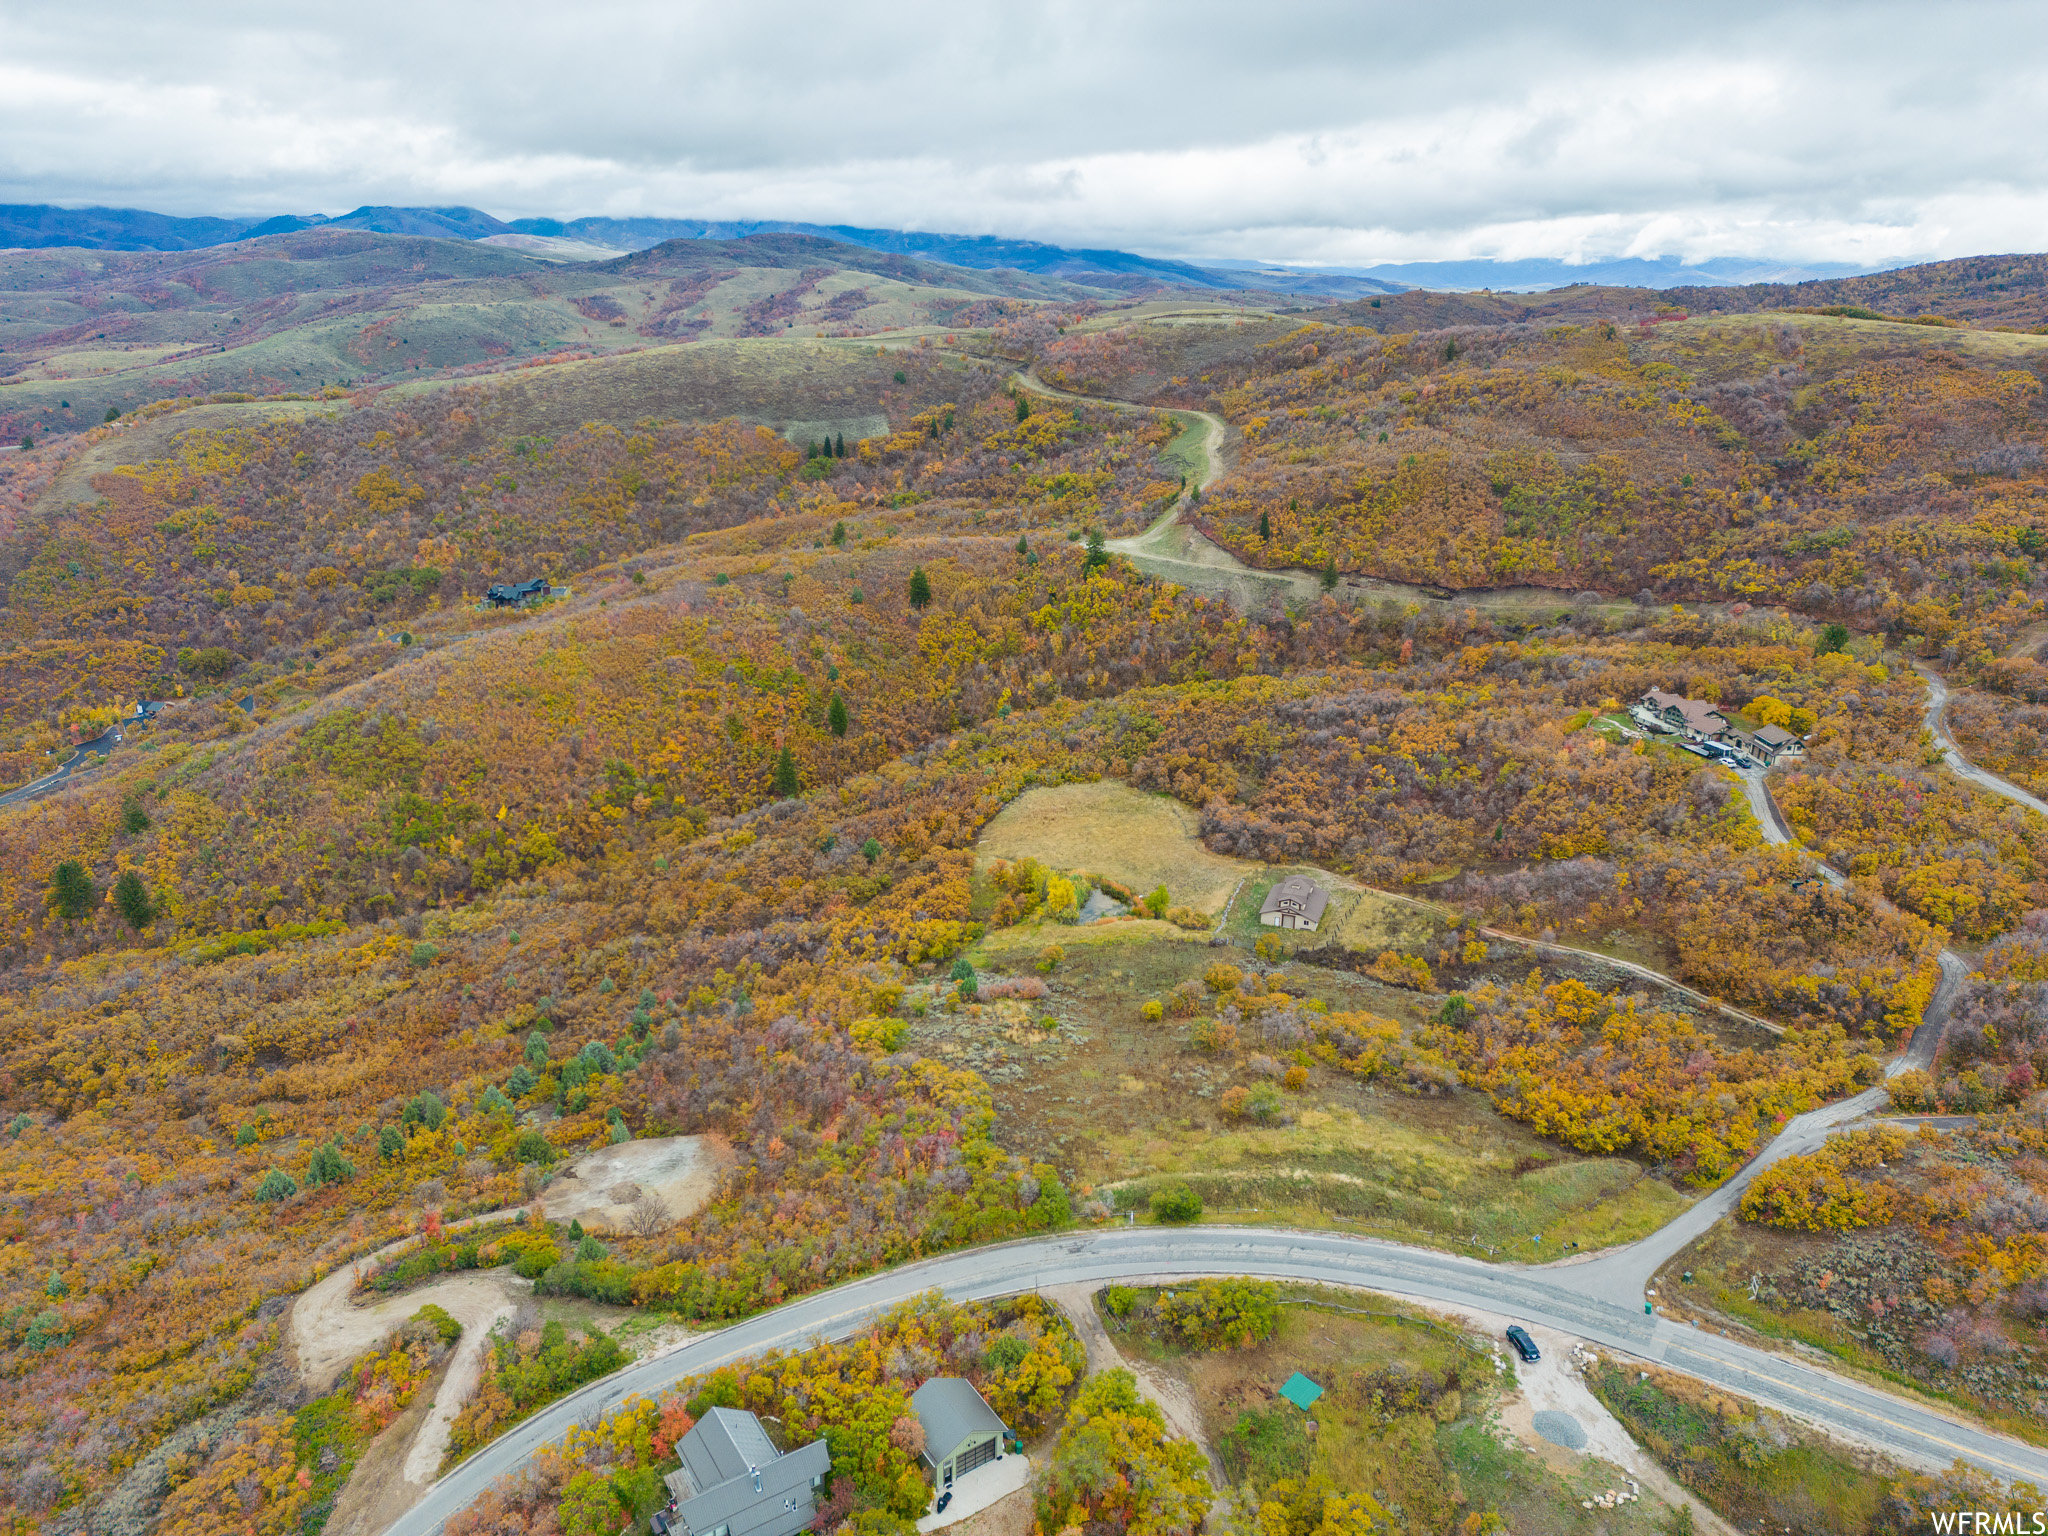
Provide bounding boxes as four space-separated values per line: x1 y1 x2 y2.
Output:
1643 689 1727 733
664 1409 829 1536
1258 874 1329 922
911 1377 1007 1466
1753 724 1800 747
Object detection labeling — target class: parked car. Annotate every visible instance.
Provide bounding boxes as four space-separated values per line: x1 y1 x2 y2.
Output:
1731 753 1758 770
1505 1325 1541 1363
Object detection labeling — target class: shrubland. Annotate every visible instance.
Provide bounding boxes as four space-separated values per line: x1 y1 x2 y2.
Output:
5 291 2048 1536
443 1293 1085 1536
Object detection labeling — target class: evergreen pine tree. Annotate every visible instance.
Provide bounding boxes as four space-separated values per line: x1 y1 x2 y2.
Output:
1258 508 1271 540
828 693 849 737
908 567 931 608
113 871 154 930
1321 560 1339 592
835 433 846 457
1085 530 1109 570
1016 533 1030 556
1015 396 1030 422
774 745 800 798
50 861 94 920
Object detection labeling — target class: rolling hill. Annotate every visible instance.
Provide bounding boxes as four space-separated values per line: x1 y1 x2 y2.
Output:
0 229 1157 442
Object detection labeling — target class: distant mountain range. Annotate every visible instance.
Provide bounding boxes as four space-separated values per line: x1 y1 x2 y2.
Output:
1215 254 1889 293
3 201 1897 297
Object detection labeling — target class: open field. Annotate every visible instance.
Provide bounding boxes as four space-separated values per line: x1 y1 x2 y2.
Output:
976 779 1248 915
941 924 1696 1255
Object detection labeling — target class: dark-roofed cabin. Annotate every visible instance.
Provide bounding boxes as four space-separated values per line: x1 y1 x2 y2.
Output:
910 1377 1009 1499
1258 874 1328 932
485 578 554 608
661 1408 829 1536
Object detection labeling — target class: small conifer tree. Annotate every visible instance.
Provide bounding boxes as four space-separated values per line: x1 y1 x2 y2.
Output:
774 745 800 798
113 871 154 930
908 567 932 608
50 861 95 921
828 693 849 737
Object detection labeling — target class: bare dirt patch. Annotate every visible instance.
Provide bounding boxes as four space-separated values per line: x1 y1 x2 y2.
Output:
291 1258 524 1395
976 780 1248 915
539 1133 732 1233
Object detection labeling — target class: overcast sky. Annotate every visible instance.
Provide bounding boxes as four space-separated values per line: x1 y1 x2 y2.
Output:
2 0 2042 266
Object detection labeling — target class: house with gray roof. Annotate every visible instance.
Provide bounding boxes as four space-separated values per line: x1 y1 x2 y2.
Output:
1258 874 1328 932
910 1377 1009 1498
660 1407 830 1536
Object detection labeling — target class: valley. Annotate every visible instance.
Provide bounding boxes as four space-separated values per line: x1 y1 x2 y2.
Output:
5 238 2048 1536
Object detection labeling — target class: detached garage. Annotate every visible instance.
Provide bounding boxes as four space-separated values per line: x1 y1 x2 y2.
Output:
911 1377 1009 1497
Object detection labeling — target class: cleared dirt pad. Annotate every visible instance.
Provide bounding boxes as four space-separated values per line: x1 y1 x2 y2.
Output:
292 1259 524 1395
977 780 1247 915
539 1133 732 1232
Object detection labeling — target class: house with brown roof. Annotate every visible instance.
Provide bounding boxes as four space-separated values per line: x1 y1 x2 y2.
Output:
1749 723 1806 765
1259 875 1328 932
1641 689 1728 740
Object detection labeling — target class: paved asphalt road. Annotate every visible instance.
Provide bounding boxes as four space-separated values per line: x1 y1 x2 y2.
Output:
387 1225 2048 1536
0 725 121 808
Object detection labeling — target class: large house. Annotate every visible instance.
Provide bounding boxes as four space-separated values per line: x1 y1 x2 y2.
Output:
1259 874 1329 932
485 578 555 608
1640 689 1728 740
911 1378 1010 1503
660 1408 830 1536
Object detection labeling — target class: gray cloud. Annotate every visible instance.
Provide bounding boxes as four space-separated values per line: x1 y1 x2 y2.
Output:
0 0 2042 263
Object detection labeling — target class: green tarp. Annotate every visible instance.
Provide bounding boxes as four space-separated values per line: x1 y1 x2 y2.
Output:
1279 1372 1323 1411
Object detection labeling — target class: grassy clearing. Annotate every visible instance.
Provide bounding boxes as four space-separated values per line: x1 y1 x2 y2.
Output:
1159 410 1209 484
1217 866 1447 957
942 925 1694 1256
1099 1107 1689 1254
1586 1361 1890 1534
976 779 1248 915
1107 1286 1677 1535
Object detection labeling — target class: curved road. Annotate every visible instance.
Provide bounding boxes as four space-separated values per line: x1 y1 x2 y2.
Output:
387 1224 2048 1536
0 725 122 808
1917 660 2048 817
380 384 2048 1531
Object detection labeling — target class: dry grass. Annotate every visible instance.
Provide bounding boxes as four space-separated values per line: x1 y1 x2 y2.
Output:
976 779 1249 915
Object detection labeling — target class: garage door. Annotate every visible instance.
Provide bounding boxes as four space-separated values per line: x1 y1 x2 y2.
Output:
957 1437 997 1476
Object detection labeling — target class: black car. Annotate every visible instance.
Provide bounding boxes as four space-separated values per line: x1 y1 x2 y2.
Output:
1505 1325 1540 1363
